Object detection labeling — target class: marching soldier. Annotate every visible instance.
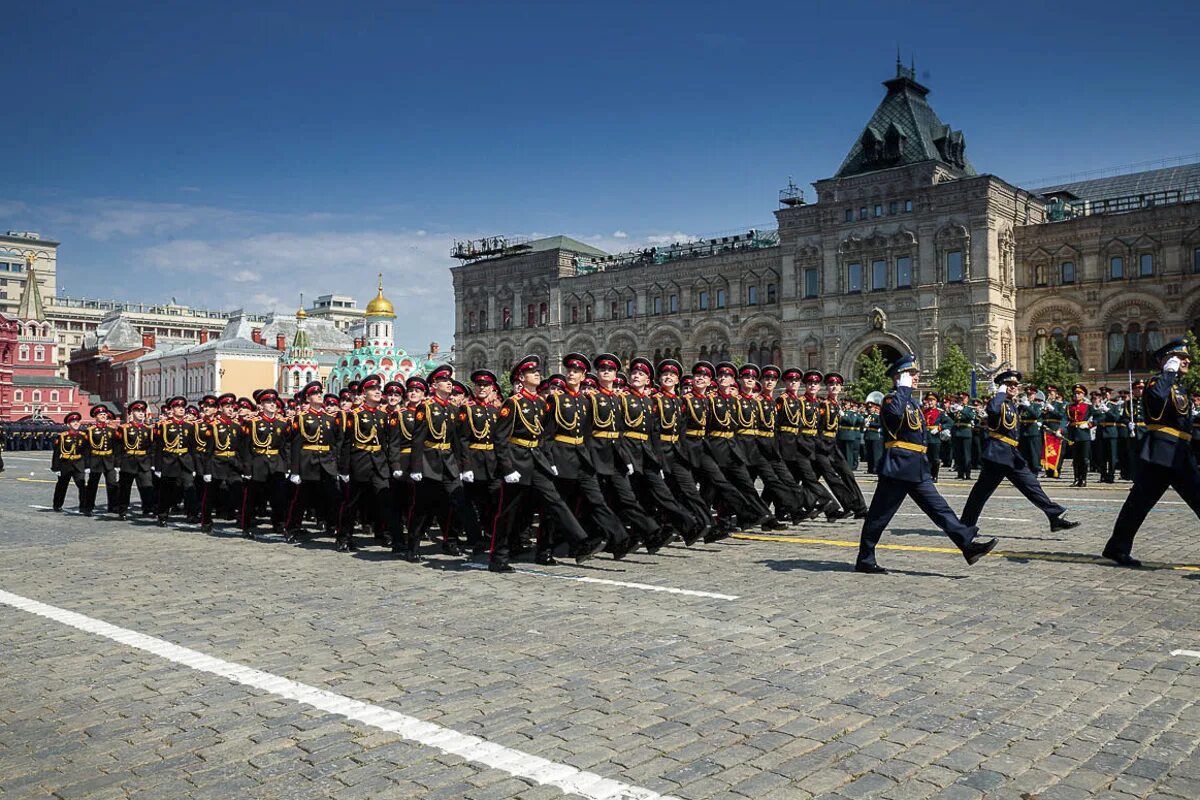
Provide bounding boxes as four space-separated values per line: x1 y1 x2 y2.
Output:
285 381 341 542
388 376 425 554
708 362 785 530
654 358 720 543
51 411 90 512
1105 339 1200 566
817 373 867 518
855 355 996 573
776 369 839 519
337 375 395 552
950 394 976 480
82 405 119 516
114 400 155 519
760 365 824 519
489 355 607 572
406 364 481 560
460 370 503 556
154 397 193 526
241 389 291 536
732 363 805 523
960 370 1079 532
196 394 245 534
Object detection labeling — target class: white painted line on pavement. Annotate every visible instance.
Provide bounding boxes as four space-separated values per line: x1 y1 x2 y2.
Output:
863 491 1187 506
1170 649 1200 658
0 588 681 800
462 562 738 600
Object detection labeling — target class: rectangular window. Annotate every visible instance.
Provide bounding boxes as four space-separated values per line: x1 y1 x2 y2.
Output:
804 268 819 298
1194 247 1200 274
625 298 634 318
747 286 758 305
874 204 883 218
1110 256 1124 279
946 250 963 283
859 207 868 220
871 259 886 290
904 199 913 213
610 301 619 319
1061 261 1075 284
1139 253 1153 277
0 263 7 271
570 305 578 323
896 256 911 287
847 262 862 293
844 209 853 223
699 291 709 310
653 296 662 314
716 289 726 308
669 294 679 312
766 283 776 303
889 201 897 215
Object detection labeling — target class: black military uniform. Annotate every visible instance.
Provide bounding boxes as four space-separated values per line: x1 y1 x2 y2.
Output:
196 395 246 533
855 355 995 574
241 389 291 535
337 374 396 552
489 355 605 572
406 364 481 560
81 404 119 516
460 371 504 556
701 363 778 529
388 378 423 552
960 371 1075 532
776 369 839 520
285 382 342 541
154 397 194 525
816 373 867 518
1105 340 1200 566
51 412 90 511
729 363 804 523
652 359 717 544
114 401 155 519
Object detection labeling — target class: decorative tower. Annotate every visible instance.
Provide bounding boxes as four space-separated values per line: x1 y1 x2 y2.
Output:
364 273 395 347
15 262 58 380
278 303 320 395
326 274 419 392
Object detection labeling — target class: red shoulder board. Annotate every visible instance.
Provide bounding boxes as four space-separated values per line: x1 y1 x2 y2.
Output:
500 407 511 417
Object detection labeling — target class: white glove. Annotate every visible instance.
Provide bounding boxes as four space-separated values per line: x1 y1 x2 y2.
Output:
338 474 350 483
51 470 60 477
1089 429 1097 440
410 472 423 482
241 474 251 481
391 469 404 479
503 471 521 483
626 464 634 476
153 470 162 478
548 465 558 476
461 470 474 483
115 467 121 476
1018 396 1030 407
84 468 91 476
1128 422 1135 432
289 474 302 485
1164 356 1182 373
659 470 666 479
897 372 913 388
202 474 212 483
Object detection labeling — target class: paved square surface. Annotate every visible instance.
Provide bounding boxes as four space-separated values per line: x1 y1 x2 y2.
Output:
1 450 1197 800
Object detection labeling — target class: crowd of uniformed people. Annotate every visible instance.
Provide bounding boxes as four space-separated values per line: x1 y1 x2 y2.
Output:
35 340 1200 573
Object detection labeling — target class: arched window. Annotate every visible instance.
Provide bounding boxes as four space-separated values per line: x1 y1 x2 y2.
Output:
716 289 726 309
18 344 28 361
539 302 548 325
699 345 709 360
747 341 758 362
571 305 579 323
1108 322 1160 372
527 304 535 327
653 296 663 315
1034 263 1048 286
766 283 776 304
479 308 487 330
610 300 619 319
502 306 511 329
468 311 476 332
584 304 593 322
747 286 758 305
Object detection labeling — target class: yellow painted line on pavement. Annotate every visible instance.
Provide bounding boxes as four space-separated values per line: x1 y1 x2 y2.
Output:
732 533 1200 572
15 477 57 484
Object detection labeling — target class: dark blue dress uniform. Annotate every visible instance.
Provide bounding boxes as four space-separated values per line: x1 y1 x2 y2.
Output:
856 355 995 573
1105 340 1200 566
960 373 1072 531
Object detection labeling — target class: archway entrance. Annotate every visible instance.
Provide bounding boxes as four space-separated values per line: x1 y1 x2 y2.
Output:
855 343 901 377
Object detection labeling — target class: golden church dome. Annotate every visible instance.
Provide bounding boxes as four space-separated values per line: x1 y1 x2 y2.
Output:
296 306 307 319
365 274 395 318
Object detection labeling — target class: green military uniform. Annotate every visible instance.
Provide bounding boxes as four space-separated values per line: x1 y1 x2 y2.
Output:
951 404 976 479
1114 396 1132 480
863 409 882 474
924 404 950 482
837 407 863 470
1095 401 1120 482
1018 397 1043 476
1041 399 1066 478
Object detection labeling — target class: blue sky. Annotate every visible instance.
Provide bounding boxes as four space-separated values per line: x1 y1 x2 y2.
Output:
4 0 1199 349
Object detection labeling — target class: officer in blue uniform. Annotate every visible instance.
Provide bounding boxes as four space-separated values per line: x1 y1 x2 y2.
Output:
1104 339 1200 566
959 370 1079 532
855 354 997 574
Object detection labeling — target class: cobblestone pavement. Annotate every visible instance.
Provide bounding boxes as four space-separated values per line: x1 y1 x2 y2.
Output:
1 450 1197 800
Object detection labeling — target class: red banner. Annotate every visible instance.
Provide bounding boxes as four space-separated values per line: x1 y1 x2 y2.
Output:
1042 431 1064 476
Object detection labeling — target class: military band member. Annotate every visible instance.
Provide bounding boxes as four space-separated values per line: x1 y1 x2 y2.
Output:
950 394 976 480
855 355 996 574
51 412 90 512
959 370 1078 532
406 364 481 560
197 393 245 534
1127 379 1146 481
863 395 883 475
1041 386 1066 479
154 396 193 525
115 400 155 519
922 393 949 483
82 405 119 516
1066 384 1093 487
1105 340 1200 566
337 374 395 552
1095 387 1119 483
1018 386 1044 477
284 382 341 542
489 355 607 573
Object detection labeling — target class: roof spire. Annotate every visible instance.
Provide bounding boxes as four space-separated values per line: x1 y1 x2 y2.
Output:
16 257 46 321
896 46 902 76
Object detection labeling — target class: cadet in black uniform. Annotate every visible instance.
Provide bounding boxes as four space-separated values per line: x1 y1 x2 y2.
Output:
82 404 119 516
337 374 396 552
731 363 805 523
1104 339 1200 566
154 397 193 525
707 362 785 531
815 373 867 519
114 400 155 519
855 354 997 574
959 370 1078 532
653 358 717 544
51 412 90 511
285 381 342 542
460 370 503 556
776 369 839 520
488 355 606 573
197 393 246 534
241 389 291 536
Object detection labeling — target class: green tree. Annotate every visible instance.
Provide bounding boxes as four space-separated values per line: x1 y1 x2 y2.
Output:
848 346 891 402
932 342 972 398
1029 338 1081 394
1183 330 1200 396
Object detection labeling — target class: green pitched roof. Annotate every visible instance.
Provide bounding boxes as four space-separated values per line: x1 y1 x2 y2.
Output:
16 265 46 321
835 66 976 180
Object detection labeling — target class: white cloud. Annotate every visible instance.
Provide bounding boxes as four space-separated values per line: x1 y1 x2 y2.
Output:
612 230 628 239
231 269 261 283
